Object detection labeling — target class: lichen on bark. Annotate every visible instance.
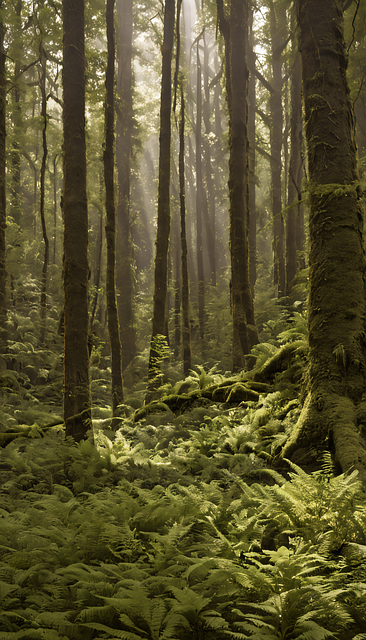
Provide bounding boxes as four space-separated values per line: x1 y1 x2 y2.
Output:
281 0 366 485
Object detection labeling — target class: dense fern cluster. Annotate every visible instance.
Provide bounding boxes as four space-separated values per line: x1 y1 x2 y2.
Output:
1 388 366 639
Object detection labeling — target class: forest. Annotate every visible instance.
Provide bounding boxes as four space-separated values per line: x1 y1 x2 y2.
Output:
1 0 366 638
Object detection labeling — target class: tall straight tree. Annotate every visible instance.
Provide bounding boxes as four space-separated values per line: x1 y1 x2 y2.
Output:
285 10 303 295
179 81 191 376
116 0 136 371
196 41 205 341
39 43 49 345
62 0 91 441
269 1 286 298
217 0 258 372
0 2 5 328
148 0 175 385
283 0 366 483
104 0 124 417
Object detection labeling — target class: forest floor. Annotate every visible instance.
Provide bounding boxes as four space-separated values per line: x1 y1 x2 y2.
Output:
1 329 366 639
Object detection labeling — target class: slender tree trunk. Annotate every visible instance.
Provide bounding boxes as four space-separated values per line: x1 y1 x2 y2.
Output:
105 0 124 417
196 43 205 341
286 28 303 296
39 45 49 346
282 0 366 484
91 202 103 330
269 2 286 298
202 33 216 286
116 0 136 371
148 0 175 387
63 0 91 441
11 0 22 228
0 5 6 327
53 154 58 265
248 9 256 296
179 82 191 376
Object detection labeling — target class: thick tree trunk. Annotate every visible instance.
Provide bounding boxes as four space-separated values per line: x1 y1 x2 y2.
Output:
62 0 91 441
11 0 22 228
282 0 366 484
148 0 175 386
286 23 303 296
0 6 6 327
116 0 136 371
269 3 286 298
39 45 49 346
196 43 205 341
105 0 124 418
179 83 191 376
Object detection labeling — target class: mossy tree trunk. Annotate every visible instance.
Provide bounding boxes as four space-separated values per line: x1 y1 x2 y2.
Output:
116 0 136 371
0 5 6 329
62 0 91 441
179 82 191 376
283 0 366 483
104 0 124 417
286 14 303 296
218 0 258 372
148 0 175 387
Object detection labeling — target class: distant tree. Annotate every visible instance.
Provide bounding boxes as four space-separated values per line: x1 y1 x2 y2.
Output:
104 0 124 417
0 1 5 327
62 0 91 441
148 0 175 388
195 40 205 341
283 0 366 484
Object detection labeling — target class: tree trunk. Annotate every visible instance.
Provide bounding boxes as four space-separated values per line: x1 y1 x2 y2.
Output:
148 0 175 387
196 43 205 341
116 0 136 371
179 82 191 376
248 8 256 296
104 0 124 418
0 5 6 327
285 18 303 296
282 0 366 484
39 44 49 346
218 0 258 372
202 33 216 287
53 154 59 265
11 0 22 228
269 2 286 298
62 0 91 441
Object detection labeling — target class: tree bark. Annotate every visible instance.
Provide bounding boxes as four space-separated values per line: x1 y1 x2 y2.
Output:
248 9 256 296
217 0 258 372
104 0 124 418
116 0 136 371
39 44 49 346
196 42 205 341
282 0 366 484
0 4 6 328
62 0 91 441
285 15 303 296
148 0 175 387
269 2 286 298
179 82 191 376
10 0 22 228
